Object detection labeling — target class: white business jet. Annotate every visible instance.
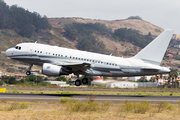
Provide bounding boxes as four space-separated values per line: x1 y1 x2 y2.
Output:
5 29 174 86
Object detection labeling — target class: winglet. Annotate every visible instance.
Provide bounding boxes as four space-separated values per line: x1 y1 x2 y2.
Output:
133 29 174 65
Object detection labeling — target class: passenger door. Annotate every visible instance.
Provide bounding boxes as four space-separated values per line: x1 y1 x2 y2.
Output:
26 45 34 57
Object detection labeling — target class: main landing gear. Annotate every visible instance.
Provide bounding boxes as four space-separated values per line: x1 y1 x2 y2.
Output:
75 75 88 86
26 64 33 76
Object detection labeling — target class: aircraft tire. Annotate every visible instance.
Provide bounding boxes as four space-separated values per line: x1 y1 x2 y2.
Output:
82 78 88 84
26 71 31 76
75 79 81 86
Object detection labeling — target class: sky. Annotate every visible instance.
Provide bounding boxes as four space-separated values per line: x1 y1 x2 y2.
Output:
3 0 180 35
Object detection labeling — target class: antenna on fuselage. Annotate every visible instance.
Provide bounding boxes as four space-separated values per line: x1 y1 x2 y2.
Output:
110 53 112 56
35 41 37 43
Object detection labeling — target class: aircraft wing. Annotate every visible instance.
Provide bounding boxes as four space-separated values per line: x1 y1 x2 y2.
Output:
53 62 91 72
54 62 90 67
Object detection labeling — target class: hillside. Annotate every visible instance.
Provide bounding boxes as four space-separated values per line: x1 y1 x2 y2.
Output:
0 17 180 76
49 18 163 36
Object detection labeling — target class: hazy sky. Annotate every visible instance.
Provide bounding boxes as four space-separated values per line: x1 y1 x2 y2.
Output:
4 0 180 35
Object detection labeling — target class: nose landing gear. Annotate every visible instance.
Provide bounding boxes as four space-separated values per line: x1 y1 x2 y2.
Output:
26 64 33 76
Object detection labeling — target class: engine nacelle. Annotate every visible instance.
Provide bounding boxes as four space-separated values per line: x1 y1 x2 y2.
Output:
42 63 69 76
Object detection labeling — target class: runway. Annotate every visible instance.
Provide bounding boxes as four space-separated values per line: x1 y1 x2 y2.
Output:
0 93 180 104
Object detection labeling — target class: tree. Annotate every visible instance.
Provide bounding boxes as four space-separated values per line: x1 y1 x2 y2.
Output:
173 72 178 88
168 72 178 88
148 32 152 36
0 81 3 86
149 77 155 82
64 22 108 54
127 16 143 20
8 76 16 84
0 1 51 38
113 28 153 48
55 76 67 81
55 76 69 84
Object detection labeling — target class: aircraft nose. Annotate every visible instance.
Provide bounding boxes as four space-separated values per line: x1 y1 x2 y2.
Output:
5 48 13 57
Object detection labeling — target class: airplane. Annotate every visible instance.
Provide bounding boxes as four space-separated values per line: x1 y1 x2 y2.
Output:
5 29 174 86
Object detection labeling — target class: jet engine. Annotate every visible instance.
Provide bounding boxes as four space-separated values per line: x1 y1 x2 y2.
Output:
42 63 69 76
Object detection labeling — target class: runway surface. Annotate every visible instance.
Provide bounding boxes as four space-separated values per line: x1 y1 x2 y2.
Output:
0 93 180 104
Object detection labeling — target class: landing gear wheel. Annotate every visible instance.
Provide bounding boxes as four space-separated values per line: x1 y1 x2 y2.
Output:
75 79 81 86
82 78 88 84
26 71 31 76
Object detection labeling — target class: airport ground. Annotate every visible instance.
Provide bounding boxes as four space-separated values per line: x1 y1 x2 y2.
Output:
1 87 180 119
3 86 180 96
0 95 180 120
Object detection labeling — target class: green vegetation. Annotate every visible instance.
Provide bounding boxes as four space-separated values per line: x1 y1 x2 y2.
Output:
1 75 52 87
66 98 111 113
55 76 69 84
0 81 3 85
64 22 111 53
113 28 153 48
0 0 51 38
127 16 143 20
60 97 70 103
0 101 29 111
123 101 150 114
0 99 179 119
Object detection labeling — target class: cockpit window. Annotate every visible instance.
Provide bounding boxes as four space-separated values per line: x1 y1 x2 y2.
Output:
14 46 21 50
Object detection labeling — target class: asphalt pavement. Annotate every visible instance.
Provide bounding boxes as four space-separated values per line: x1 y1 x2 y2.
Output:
0 93 180 104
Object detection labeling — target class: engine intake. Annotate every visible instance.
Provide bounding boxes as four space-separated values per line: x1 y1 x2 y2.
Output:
42 63 69 76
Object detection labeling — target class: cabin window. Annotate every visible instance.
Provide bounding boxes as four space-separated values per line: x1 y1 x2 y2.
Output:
19 47 21 50
37 51 39 53
58 54 60 56
87 59 89 61
40 51 42 53
35 50 36 52
101 62 103 64
53 53 54 55
65 55 67 57
84 59 86 61
61 55 63 57
93 60 94 62
81 58 83 60
78 58 80 60
112 64 114 66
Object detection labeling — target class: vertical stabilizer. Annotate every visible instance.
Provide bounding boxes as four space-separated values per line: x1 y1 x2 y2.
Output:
133 29 174 65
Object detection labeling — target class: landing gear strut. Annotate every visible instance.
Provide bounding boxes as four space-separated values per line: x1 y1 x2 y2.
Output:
26 64 33 76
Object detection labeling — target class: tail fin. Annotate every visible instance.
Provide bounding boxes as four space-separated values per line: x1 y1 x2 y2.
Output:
133 29 174 65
